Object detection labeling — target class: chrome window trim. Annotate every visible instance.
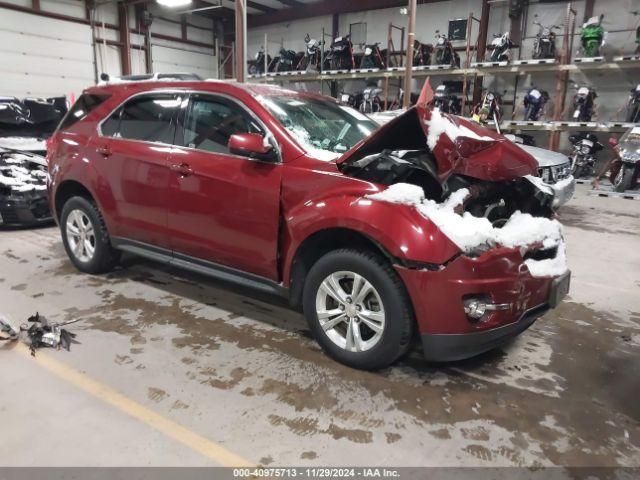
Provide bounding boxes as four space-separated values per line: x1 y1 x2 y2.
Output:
96 88 282 164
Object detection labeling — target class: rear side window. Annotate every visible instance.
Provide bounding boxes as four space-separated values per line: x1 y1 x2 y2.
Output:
101 93 182 144
58 94 109 131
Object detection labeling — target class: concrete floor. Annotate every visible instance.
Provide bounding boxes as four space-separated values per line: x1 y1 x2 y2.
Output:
0 183 639 468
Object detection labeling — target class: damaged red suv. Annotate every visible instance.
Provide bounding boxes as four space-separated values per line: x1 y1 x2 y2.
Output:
48 81 570 370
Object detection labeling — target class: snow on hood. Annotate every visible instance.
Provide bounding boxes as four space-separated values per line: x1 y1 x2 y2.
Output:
424 108 494 151
0 136 46 153
0 150 48 193
367 183 568 277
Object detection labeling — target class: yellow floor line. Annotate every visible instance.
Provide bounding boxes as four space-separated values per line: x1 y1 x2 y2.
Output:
13 342 253 467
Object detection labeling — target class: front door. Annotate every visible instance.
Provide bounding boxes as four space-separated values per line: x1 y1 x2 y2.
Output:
167 93 282 280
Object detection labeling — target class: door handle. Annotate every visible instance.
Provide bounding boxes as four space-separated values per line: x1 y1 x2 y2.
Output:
96 145 111 157
170 162 194 177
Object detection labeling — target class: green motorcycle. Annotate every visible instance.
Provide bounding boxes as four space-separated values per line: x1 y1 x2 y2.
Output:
581 15 604 57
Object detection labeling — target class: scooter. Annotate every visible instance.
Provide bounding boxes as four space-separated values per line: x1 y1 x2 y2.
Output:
434 31 460 67
580 15 605 57
359 84 383 113
532 17 560 59
523 87 550 121
569 132 603 178
472 91 503 131
248 47 271 75
571 86 597 121
324 34 355 71
626 85 640 123
489 31 513 63
360 42 385 69
433 84 461 115
413 39 434 66
297 33 322 72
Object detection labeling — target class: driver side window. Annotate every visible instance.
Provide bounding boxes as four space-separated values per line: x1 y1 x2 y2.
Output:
179 95 263 155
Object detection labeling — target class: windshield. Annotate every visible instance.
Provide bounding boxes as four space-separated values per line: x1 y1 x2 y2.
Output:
260 95 378 160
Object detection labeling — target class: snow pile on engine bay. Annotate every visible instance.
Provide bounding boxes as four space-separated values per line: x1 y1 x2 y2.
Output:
367 182 568 277
424 108 494 150
0 151 47 193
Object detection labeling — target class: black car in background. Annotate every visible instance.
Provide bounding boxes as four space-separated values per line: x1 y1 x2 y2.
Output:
0 96 67 226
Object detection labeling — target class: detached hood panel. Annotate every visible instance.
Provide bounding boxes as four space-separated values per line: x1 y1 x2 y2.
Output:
337 106 538 182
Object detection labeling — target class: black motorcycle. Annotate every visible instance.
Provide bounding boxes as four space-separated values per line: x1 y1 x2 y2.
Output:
248 47 271 75
626 84 640 123
489 31 513 62
434 31 460 67
523 87 550 121
571 86 597 121
297 33 323 72
412 39 434 66
433 84 461 115
532 17 560 59
569 132 603 178
324 34 355 71
360 42 385 69
274 47 302 72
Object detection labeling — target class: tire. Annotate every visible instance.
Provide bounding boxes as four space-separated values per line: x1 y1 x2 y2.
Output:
614 166 634 193
60 196 120 274
302 249 414 370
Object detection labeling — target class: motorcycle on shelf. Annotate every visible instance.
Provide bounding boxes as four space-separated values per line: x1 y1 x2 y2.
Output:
324 34 355 71
626 84 640 123
569 132 603 178
412 39 435 66
360 42 386 69
434 31 460 67
433 84 461 115
248 47 271 75
523 87 550 121
571 86 597 121
338 92 361 110
297 33 323 72
274 47 302 72
359 84 383 113
614 127 640 191
532 17 560 59
472 91 504 131
580 15 605 57
489 31 514 62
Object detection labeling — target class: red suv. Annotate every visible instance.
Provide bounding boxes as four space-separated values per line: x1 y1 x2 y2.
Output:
47 81 570 370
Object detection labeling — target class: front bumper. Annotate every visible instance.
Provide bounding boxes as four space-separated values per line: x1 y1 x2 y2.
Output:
550 176 576 208
0 194 52 226
395 247 569 362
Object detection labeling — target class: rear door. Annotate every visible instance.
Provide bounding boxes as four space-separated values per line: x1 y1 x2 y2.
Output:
92 92 183 248
167 92 282 280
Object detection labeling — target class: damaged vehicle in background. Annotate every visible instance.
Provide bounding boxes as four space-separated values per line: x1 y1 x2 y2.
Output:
48 82 570 370
0 96 67 226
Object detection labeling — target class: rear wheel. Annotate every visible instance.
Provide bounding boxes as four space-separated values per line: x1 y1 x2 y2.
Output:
302 249 414 370
614 165 634 193
60 196 120 274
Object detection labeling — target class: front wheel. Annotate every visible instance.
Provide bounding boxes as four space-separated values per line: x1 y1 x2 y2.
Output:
60 196 120 274
614 165 634 192
302 249 414 370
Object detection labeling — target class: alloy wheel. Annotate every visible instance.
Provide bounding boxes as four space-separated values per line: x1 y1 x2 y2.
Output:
315 271 386 352
66 209 96 263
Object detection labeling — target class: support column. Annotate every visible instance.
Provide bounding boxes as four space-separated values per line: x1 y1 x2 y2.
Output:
402 0 416 109
473 0 490 106
118 2 131 76
549 2 574 151
330 13 339 98
235 0 246 82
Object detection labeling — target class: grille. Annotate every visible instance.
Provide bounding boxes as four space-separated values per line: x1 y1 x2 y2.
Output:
538 162 571 183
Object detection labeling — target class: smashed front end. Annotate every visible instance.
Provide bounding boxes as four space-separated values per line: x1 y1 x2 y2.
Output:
0 149 51 226
337 106 570 361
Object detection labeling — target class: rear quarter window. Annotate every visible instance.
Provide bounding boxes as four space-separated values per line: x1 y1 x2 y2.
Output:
57 93 110 131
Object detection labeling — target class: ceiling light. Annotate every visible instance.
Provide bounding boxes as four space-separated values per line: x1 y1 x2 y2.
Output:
157 0 192 8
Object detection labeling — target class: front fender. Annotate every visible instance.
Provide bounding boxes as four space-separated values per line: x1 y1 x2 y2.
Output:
281 193 461 284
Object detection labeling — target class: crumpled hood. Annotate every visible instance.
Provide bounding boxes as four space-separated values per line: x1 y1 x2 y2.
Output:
337 105 538 181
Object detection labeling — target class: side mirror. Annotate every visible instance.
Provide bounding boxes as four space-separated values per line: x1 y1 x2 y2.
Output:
228 132 277 162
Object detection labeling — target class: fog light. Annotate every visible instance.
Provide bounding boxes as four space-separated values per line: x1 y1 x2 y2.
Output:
463 297 511 321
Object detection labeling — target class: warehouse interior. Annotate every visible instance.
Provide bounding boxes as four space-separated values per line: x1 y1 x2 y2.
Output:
0 0 639 477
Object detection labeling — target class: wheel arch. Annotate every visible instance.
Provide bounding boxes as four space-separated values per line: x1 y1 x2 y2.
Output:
54 180 95 221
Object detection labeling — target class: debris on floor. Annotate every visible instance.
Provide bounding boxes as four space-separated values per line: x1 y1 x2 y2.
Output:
0 312 79 355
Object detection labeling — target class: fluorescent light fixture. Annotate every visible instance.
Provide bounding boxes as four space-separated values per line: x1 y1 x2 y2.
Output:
157 0 192 8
